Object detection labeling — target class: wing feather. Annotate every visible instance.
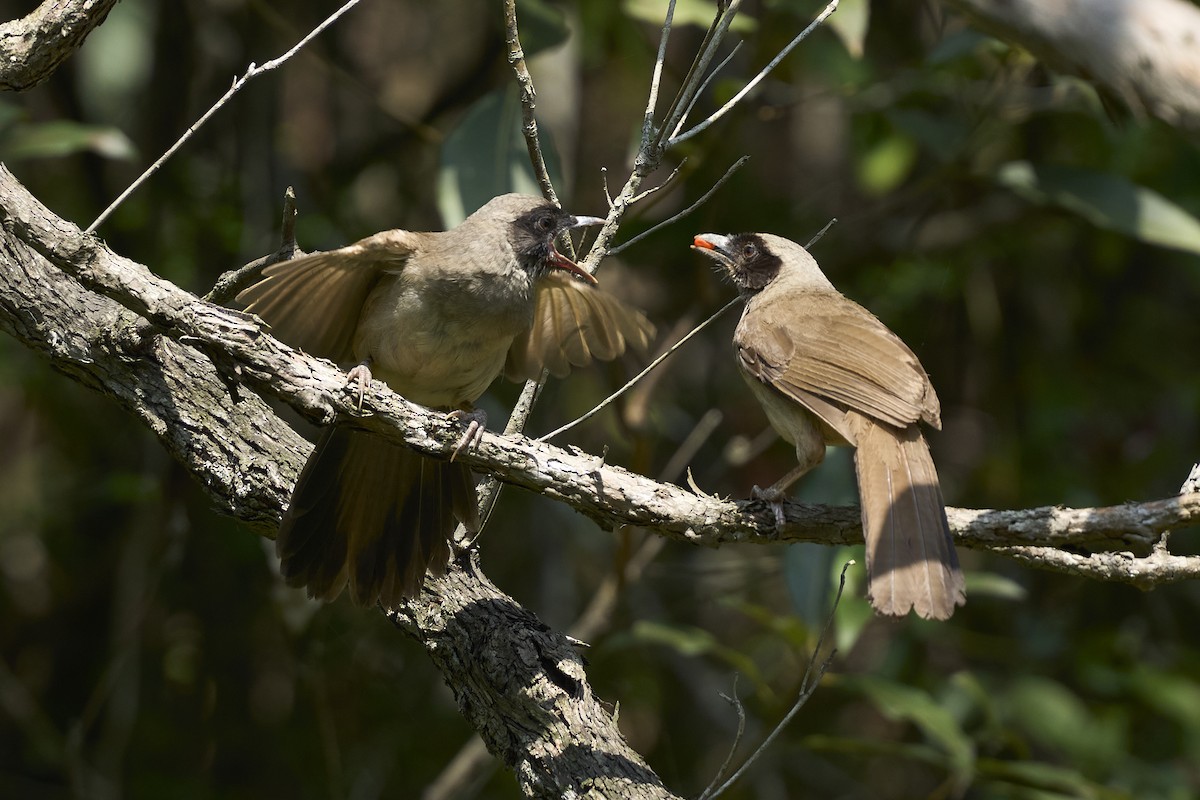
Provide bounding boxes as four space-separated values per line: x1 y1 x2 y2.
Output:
236 230 418 364
735 288 940 429
504 271 655 382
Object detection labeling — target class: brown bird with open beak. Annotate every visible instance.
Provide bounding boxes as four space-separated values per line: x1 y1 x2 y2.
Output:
238 194 654 609
692 232 965 620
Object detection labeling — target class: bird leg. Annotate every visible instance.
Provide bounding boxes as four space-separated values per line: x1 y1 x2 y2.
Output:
752 436 825 528
345 359 374 413
447 406 487 461
752 463 815 528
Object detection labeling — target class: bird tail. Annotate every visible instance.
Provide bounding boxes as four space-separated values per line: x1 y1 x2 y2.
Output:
849 413 965 620
275 427 480 609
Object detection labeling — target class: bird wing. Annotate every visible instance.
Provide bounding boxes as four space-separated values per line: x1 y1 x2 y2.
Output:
734 288 940 430
504 271 656 382
236 230 418 364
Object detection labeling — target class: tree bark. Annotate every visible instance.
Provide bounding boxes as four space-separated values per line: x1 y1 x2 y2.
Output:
0 0 120 92
0 163 679 798
1 157 1198 796
945 0 1200 133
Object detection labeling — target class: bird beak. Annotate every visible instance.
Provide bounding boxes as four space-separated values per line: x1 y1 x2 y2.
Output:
546 214 604 286
691 233 735 269
547 248 599 285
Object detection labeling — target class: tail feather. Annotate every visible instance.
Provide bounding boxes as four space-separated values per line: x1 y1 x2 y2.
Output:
849 413 965 620
276 428 477 609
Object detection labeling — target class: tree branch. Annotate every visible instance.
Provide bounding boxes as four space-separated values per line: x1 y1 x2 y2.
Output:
944 0 1200 133
85 0 366 233
0 164 679 800
1 164 1196 588
0 0 119 92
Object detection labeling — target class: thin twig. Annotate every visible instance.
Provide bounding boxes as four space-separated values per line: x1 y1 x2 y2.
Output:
805 217 837 250
503 0 558 206
537 296 742 442
642 0 679 142
670 42 743 141
670 0 839 148
700 562 850 800
699 675 747 800
608 156 748 257
656 0 744 151
630 159 686 204
204 187 300 304
86 0 365 233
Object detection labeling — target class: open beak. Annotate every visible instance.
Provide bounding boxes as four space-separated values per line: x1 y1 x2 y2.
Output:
691 233 734 269
548 215 605 285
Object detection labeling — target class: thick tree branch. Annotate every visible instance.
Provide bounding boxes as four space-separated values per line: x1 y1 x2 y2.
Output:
0 0 119 92
1 164 1196 584
945 0 1200 133
389 557 675 799
0 164 677 800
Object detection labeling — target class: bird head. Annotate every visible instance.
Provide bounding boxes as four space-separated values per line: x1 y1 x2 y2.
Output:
472 194 602 285
692 232 830 293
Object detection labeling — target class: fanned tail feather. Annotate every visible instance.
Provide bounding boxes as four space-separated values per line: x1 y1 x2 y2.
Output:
276 428 478 609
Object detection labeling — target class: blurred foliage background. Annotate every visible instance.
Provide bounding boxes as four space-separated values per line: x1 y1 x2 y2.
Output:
2 0 1199 798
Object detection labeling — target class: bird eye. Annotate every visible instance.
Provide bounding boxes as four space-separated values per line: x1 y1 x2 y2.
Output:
535 215 554 233
742 243 758 259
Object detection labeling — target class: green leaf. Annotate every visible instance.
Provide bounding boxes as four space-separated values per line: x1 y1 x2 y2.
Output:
0 120 136 161
857 132 917 195
835 674 975 782
631 620 767 690
517 0 570 56
437 86 564 227
995 161 1200 255
622 0 756 32
826 0 869 59
976 756 1107 798
1003 675 1126 772
963 570 1027 601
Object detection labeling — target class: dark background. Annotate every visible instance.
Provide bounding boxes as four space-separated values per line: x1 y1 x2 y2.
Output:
1 1 1198 797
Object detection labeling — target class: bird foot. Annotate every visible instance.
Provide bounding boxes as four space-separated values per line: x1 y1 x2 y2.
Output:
447 407 487 461
345 362 373 413
751 484 788 528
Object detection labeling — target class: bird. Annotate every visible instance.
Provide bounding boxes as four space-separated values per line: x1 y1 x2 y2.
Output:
692 231 965 620
237 194 654 609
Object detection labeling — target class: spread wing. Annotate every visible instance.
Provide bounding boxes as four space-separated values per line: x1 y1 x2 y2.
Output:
504 271 656 382
735 288 940 430
235 230 418 364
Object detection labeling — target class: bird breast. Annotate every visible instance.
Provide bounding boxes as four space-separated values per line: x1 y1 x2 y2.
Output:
353 265 535 408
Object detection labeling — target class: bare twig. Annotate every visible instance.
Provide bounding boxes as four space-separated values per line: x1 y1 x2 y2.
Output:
630 159 687 204
805 217 837 249
85 0 366 233
699 675 747 799
608 156 749 257
642 0 679 141
670 0 840 147
995 538 1200 590
204 187 300 304
503 0 559 206
670 42 743 141
699 562 849 800
656 0 745 150
537 296 742 442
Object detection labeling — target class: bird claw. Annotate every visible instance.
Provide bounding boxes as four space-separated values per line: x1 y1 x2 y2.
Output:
751 484 788 528
448 407 487 461
346 362 372 413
